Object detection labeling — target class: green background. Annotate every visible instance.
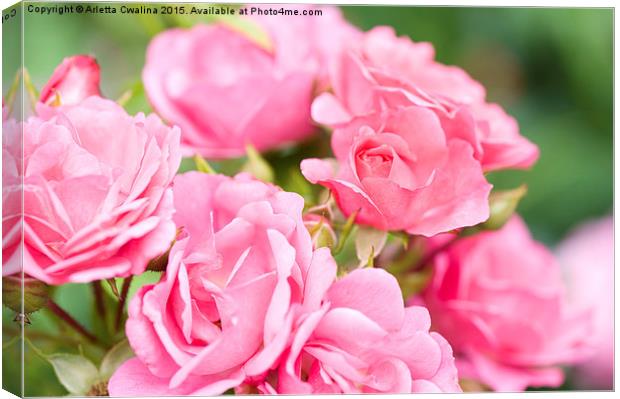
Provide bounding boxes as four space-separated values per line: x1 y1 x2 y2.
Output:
2 3 613 396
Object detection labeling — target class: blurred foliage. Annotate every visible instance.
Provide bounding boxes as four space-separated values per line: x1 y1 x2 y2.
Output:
2 4 612 396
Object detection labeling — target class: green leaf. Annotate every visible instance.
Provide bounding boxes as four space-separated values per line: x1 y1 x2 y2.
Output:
46 353 99 395
194 154 217 174
4 69 21 114
216 15 273 52
241 144 275 182
126 272 162 305
333 210 359 255
99 339 134 380
22 68 39 110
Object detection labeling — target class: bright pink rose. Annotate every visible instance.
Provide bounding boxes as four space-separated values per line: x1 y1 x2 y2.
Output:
312 26 539 172
557 216 613 390
39 55 101 105
419 216 593 391
108 172 339 395
254 268 462 394
17 96 180 284
301 106 492 236
143 8 356 158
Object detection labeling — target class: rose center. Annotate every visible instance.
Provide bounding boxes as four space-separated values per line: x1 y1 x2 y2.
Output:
356 146 394 179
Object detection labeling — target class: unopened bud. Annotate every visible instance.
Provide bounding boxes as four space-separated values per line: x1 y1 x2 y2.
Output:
2 275 50 314
463 185 527 237
483 185 527 231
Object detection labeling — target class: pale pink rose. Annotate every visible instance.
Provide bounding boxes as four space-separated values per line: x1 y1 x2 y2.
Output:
312 26 538 171
250 5 361 88
16 96 180 284
108 172 339 395
419 216 594 391
557 216 613 390
39 55 101 106
247 268 461 394
301 106 492 236
143 8 356 158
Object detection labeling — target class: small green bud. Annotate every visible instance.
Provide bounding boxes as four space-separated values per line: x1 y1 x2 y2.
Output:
2 275 50 314
462 185 527 237
483 185 527 230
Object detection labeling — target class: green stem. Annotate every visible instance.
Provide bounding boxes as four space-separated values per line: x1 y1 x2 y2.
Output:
92 281 106 320
2 334 21 350
24 337 47 361
46 299 102 346
3 326 83 348
332 210 359 255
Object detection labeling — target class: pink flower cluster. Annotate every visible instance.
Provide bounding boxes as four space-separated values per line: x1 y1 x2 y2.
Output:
302 26 538 235
2 4 604 396
108 173 461 394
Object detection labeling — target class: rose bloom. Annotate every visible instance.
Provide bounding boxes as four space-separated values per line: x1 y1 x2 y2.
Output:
301 105 492 236
143 6 358 158
249 4 361 89
2 104 22 275
418 216 593 391
312 26 539 172
39 55 101 106
247 268 462 394
15 95 180 284
557 216 613 390
108 172 339 395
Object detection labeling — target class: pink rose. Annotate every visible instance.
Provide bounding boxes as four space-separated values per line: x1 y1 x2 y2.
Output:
2 104 22 275
301 106 492 236
250 5 361 88
255 268 462 394
108 172 339 395
312 26 539 172
143 8 356 158
39 55 101 106
557 216 613 390
419 216 593 391
17 96 180 284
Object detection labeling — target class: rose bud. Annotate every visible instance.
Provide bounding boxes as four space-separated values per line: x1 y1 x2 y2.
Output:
39 55 101 106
